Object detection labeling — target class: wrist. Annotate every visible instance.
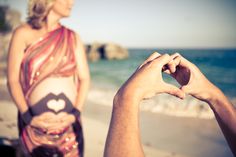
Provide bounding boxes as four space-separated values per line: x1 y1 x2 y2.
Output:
114 87 141 107
70 108 81 118
205 86 225 107
21 110 33 125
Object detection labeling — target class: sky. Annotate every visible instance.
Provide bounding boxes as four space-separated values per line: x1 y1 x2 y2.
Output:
1 0 236 48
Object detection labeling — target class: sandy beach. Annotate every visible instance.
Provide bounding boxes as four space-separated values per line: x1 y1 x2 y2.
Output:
0 77 234 157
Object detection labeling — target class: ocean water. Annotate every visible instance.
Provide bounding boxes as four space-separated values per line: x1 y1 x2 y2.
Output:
88 49 236 118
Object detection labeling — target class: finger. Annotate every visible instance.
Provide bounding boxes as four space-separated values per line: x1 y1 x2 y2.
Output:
60 117 74 124
36 121 51 131
152 54 171 67
163 69 171 74
170 52 180 60
57 112 68 117
138 52 161 70
167 60 176 73
41 112 56 118
163 83 186 99
43 122 57 129
172 56 181 70
46 124 62 131
174 54 193 69
56 113 68 120
145 51 161 62
170 53 181 67
47 127 65 134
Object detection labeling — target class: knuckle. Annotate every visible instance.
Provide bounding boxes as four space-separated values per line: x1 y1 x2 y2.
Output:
162 54 171 60
174 52 180 56
153 51 160 56
163 53 170 58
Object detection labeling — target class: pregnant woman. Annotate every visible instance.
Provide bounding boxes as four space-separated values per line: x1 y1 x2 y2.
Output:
7 0 90 156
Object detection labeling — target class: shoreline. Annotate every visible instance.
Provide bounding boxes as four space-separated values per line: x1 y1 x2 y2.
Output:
87 84 216 119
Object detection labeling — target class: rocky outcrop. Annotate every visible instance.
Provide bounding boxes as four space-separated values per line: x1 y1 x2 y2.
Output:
4 7 21 31
104 43 129 60
0 6 21 62
86 42 103 62
0 33 11 61
86 42 129 62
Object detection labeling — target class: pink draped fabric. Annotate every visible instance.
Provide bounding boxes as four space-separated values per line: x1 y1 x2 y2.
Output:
20 25 77 100
18 25 84 157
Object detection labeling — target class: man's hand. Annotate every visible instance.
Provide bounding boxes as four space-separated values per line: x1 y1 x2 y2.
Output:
170 54 220 102
117 52 185 102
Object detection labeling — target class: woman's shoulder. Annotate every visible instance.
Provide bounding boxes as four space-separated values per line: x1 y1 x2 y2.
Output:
13 23 34 39
14 23 33 34
62 25 82 42
62 25 79 36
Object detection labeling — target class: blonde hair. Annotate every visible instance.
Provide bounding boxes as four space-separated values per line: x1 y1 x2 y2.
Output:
27 0 55 29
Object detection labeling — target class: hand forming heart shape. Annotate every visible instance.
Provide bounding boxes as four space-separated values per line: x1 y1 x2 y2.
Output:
118 52 216 102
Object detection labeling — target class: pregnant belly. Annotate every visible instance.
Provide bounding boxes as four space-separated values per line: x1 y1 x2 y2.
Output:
28 76 77 115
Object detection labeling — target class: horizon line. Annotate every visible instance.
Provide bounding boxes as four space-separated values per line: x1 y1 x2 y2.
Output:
83 43 236 50
125 47 236 50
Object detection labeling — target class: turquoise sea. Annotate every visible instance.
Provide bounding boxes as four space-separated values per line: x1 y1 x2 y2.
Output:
88 49 236 119
89 49 236 98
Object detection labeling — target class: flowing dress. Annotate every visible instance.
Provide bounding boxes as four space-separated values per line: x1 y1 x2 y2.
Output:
18 25 84 157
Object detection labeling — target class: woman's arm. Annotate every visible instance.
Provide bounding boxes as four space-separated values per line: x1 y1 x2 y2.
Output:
7 26 60 130
73 34 90 111
7 26 29 114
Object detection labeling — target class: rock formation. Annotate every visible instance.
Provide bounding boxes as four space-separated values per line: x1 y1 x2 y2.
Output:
0 6 21 62
86 42 129 62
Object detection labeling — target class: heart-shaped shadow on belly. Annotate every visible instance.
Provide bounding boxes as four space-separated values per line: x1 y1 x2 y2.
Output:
47 99 66 113
30 93 74 115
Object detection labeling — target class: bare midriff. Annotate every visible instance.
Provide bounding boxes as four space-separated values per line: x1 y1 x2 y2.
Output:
27 75 77 107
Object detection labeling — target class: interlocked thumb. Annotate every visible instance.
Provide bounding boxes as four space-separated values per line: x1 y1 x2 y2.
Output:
164 83 185 99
